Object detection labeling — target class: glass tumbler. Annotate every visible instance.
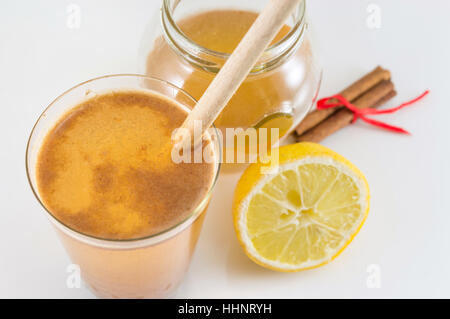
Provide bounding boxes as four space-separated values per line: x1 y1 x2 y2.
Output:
26 75 221 298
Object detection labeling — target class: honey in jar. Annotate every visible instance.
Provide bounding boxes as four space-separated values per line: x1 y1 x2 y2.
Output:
145 1 321 156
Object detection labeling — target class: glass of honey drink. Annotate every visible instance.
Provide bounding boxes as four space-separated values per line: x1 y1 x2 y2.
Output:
26 75 221 298
142 0 322 158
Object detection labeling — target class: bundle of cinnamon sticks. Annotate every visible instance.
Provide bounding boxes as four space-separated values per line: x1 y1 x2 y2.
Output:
294 66 397 143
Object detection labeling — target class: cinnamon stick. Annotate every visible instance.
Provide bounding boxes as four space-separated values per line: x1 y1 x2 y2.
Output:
372 89 397 109
295 66 391 136
296 80 396 143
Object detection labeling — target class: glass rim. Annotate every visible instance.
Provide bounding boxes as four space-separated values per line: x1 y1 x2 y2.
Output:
25 74 222 248
161 0 307 65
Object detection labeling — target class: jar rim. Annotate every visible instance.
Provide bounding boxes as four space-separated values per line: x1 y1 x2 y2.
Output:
161 0 307 72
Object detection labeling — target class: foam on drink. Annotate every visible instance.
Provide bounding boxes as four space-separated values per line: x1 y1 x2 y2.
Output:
37 90 215 240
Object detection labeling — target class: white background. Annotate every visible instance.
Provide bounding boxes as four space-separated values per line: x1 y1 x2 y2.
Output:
1 0 449 298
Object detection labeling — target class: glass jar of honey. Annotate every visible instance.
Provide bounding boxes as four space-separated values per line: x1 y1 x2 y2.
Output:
142 0 321 152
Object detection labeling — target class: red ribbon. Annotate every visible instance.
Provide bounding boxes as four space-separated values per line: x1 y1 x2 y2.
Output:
317 90 430 134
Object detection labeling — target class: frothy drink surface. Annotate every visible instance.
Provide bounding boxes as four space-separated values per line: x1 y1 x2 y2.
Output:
37 91 215 240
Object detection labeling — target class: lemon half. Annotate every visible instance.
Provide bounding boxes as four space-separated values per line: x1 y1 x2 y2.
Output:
233 142 370 272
